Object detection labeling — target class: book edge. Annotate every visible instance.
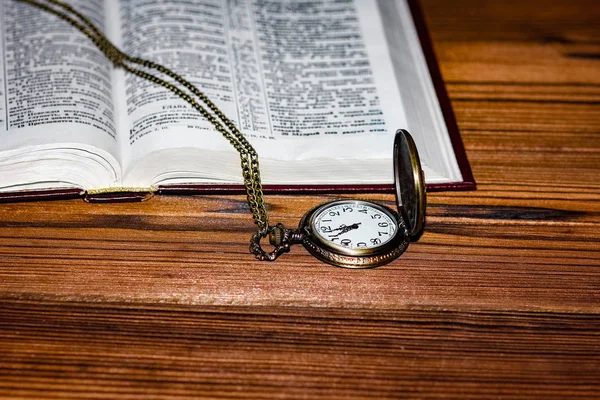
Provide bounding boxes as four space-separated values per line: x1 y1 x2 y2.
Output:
406 0 476 190
0 179 476 203
157 181 476 195
0 188 84 203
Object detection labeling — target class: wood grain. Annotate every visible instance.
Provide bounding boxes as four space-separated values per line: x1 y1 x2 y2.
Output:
1 302 599 399
1 0 599 398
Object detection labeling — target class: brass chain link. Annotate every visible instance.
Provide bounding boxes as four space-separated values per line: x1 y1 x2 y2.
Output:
16 0 270 233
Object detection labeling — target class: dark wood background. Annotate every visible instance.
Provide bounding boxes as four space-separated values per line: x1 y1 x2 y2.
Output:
1 0 599 398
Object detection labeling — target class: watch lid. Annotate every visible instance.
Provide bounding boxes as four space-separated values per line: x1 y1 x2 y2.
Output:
393 129 426 238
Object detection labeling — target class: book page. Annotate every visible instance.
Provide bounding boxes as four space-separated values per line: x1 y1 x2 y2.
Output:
0 0 121 190
0 0 118 158
378 0 463 185
117 0 407 178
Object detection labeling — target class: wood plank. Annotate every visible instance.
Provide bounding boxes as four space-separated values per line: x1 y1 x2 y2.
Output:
0 301 599 399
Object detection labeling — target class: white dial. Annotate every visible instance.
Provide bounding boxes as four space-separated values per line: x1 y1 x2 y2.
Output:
311 201 397 250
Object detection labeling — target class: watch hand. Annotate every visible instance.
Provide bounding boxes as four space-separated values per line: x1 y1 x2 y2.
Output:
330 224 348 232
331 223 361 237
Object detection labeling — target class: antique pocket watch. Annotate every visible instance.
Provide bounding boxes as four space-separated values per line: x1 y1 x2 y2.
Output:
251 129 426 268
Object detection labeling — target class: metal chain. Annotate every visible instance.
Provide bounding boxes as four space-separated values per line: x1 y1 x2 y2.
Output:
16 0 270 232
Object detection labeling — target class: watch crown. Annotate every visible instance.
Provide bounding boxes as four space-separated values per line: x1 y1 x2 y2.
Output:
269 225 285 246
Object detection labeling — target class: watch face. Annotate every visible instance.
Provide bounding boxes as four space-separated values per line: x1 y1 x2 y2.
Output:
310 201 397 252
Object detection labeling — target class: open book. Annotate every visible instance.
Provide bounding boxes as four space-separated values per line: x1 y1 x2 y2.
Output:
0 0 474 202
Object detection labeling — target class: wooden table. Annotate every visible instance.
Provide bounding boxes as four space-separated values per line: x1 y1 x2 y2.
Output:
1 0 599 398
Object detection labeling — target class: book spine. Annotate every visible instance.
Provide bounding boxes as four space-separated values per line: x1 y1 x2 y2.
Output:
84 187 157 203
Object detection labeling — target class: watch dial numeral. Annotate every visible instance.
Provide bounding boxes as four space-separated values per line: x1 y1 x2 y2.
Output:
378 222 388 227
357 242 367 247
371 214 382 219
378 231 388 236
329 211 340 217
342 206 353 212
370 238 381 245
321 226 332 232
358 209 368 214
341 239 351 247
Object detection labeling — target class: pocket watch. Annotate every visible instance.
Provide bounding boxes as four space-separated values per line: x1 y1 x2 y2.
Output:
251 129 426 268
